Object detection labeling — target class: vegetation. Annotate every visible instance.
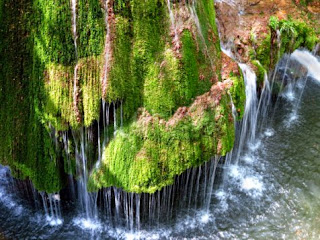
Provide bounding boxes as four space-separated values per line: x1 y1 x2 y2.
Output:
249 16 318 86
89 89 235 193
228 69 246 119
0 0 241 193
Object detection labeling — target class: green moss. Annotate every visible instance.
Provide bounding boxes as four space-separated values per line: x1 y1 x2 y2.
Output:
43 64 76 130
180 30 213 105
0 0 103 193
253 16 318 72
144 48 181 119
296 0 315 7
33 0 75 65
77 0 105 58
80 56 103 126
42 56 102 129
228 69 246 120
275 17 317 54
255 34 271 69
107 16 134 113
0 0 3 22
89 89 235 193
252 60 267 87
197 0 220 53
180 30 200 101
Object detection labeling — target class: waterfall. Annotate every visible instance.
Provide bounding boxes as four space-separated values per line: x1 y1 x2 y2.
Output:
166 0 179 49
190 0 205 44
71 0 80 122
102 0 112 97
113 102 117 134
189 0 214 68
221 45 263 165
238 64 258 145
220 47 319 196
72 128 99 224
267 48 320 128
101 100 110 137
120 100 123 128
257 71 272 129
71 0 77 57
215 0 237 7
62 132 76 198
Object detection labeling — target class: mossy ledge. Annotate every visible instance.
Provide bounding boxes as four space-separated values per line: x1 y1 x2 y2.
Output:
0 0 245 193
88 81 236 193
250 16 319 86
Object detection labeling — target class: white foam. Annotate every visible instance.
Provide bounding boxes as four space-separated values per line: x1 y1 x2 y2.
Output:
248 140 261 151
283 90 295 102
49 217 63 226
264 128 275 137
120 230 164 240
0 186 24 214
73 217 102 231
200 213 211 224
216 190 226 200
241 177 263 191
45 215 63 226
229 165 240 178
243 155 254 164
285 111 299 127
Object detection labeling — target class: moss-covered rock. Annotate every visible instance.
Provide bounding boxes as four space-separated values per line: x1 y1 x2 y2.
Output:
0 0 244 194
252 16 319 71
251 60 267 88
89 81 236 193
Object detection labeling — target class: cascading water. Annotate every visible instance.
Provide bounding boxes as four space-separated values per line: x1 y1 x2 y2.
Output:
236 64 258 156
71 0 77 57
40 192 63 226
72 128 100 228
189 0 215 69
102 0 112 97
71 0 80 122
221 44 266 167
166 0 179 47
291 49 320 82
